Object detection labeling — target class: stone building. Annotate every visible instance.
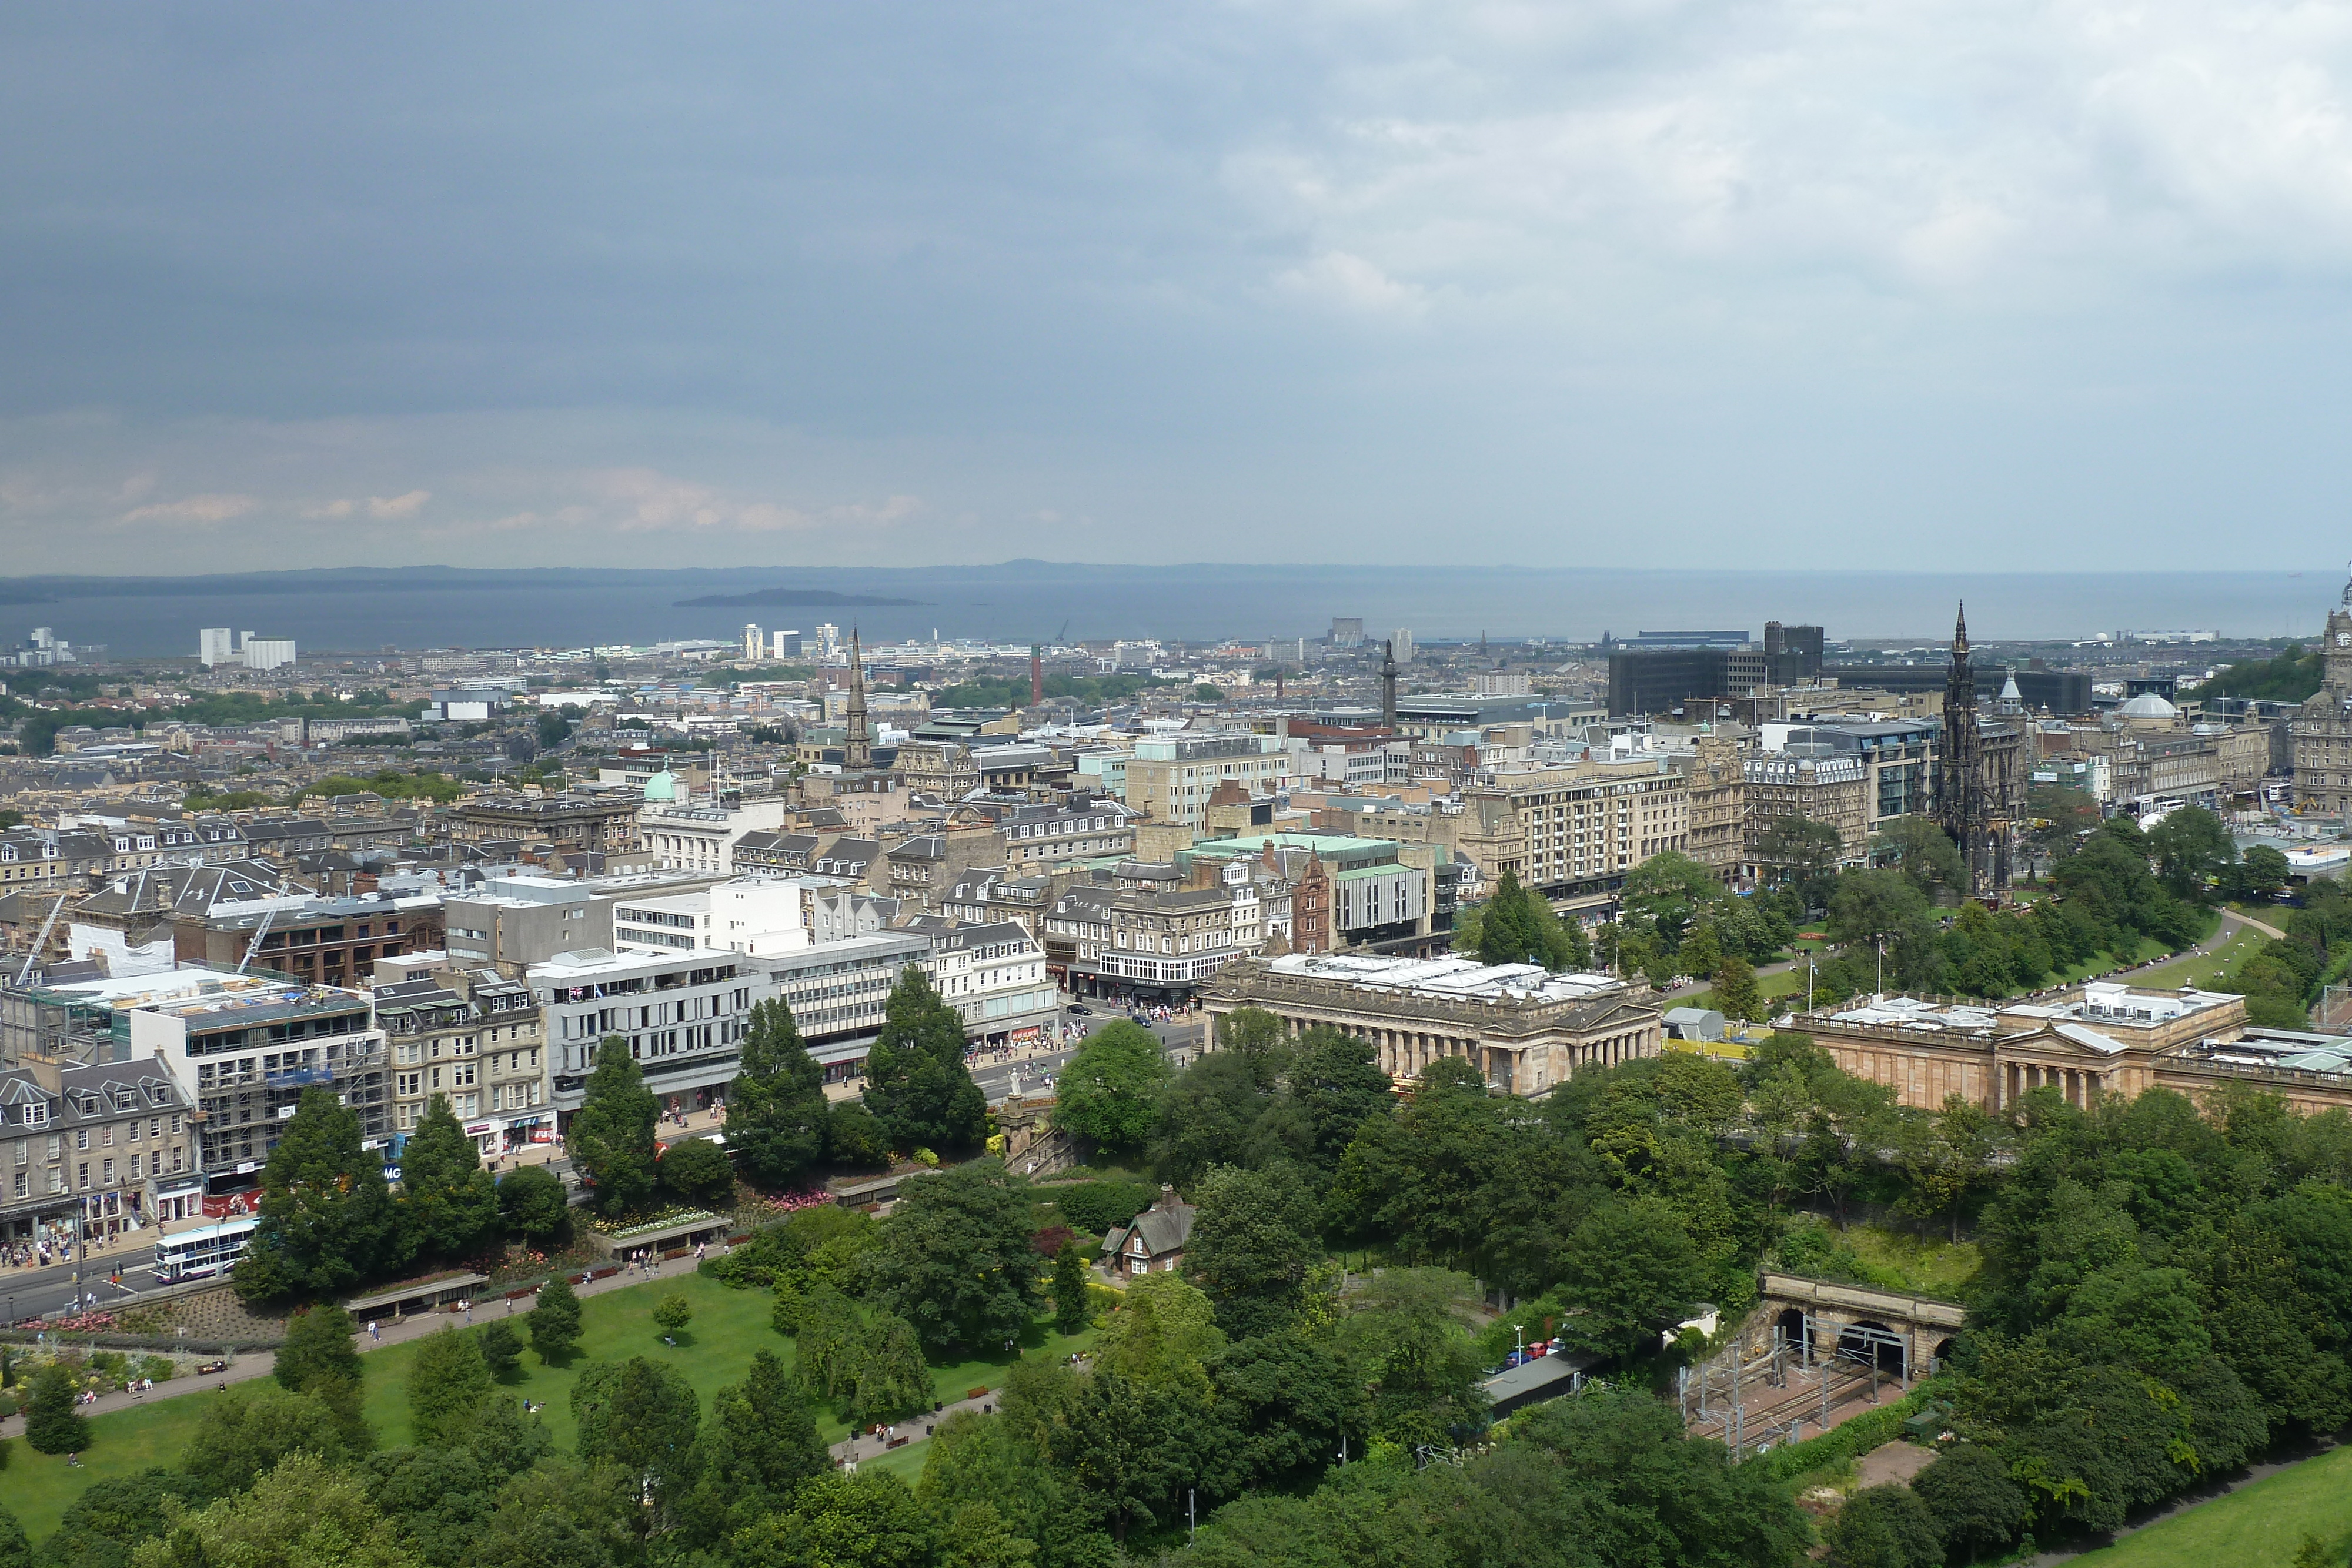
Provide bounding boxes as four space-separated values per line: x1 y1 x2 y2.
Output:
2293 570 2352 815
1793 981 2352 1119
1203 952 1661 1097
375 966 546 1152
1679 734 1747 878
0 1057 199 1241
1454 759 1692 896
1743 753 1869 869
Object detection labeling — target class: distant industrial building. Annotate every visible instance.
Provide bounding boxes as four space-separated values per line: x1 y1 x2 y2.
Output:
1822 660 2092 716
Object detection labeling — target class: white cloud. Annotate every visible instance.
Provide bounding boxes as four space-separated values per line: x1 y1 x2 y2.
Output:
366 490 429 519
118 493 254 525
1234 0 2352 305
1275 250 1429 315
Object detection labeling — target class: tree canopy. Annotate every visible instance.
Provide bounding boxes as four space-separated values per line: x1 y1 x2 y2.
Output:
726 997 831 1191
863 966 987 1157
569 1037 660 1218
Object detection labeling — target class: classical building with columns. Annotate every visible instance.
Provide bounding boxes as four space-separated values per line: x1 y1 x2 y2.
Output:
1795 981 2352 1116
1200 952 1662 1097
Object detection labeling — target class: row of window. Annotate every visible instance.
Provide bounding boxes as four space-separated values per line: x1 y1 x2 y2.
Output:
8 1144 185 1199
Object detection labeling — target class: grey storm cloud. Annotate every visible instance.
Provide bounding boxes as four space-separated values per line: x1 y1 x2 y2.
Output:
5 0 2352 573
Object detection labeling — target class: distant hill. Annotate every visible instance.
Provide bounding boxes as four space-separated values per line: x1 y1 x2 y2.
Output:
671 587 926 609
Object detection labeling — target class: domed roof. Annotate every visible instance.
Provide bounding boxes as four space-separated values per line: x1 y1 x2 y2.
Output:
2119 693 2177 719
642 768 680 802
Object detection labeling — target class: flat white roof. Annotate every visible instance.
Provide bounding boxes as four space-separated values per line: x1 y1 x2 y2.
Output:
1262 952 1624 1004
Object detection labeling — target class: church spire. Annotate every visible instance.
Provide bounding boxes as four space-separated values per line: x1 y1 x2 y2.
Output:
1947 600 1975 710
844 626 872 770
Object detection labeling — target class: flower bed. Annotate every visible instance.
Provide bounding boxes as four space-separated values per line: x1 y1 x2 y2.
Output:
579 1205 722 1239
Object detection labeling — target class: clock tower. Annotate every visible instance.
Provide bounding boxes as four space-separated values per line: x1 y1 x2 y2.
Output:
2327 596 2352 692
2292 566 2352 816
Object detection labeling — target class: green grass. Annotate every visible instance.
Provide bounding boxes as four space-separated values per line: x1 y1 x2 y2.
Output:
2135 923 2267 992
8 1271 1099 1544
1686 968 1809 1015
4 1381 245 1541
2069 1443 2352 1567
1839 1225 1983 1299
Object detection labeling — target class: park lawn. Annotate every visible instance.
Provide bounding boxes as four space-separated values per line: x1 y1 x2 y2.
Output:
1839 1225 1983 1299
16 1272 1100 1544
2043 935 2176 989
2069 1444 2352 1568
3 1378 245 1542
2134 923 2267 992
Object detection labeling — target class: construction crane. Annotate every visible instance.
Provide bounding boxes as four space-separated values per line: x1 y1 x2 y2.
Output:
235 906 279 977
14 892 69 986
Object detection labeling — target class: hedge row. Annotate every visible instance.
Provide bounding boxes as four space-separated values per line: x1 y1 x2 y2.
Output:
1744 1378 1949 1483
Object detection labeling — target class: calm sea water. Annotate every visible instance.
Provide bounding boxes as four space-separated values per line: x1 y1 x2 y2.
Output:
2 564 2338 658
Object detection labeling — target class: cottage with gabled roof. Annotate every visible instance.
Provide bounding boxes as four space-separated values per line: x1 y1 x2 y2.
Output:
1100 1186 1195 1278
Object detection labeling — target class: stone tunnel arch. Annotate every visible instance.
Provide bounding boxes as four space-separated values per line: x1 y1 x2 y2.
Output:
1773 1308 1811 1361
1836 1319 1907 1376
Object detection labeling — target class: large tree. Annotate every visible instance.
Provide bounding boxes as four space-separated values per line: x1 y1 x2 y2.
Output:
22 1361 86 1455
1051 1022 1171 1150
1553 1199 1706 1362
275 1301 363 1395
569 1037 660 1218
1184 1163 1324 1340
529 1275 584 1363
861 966 986 1156
136 1453 412 1568
408 1326 495 1448
676 1349 830 1549
866 1157 1040 1353
2147 805 2235 902
1754 815 1845 904
657 1136 734 1209
400 1094 502 1262
181 1386 365 1493
496 1164 569 1243
1872 817 1966 900
726 997 833 1190
233 1085 399 1302
1288 1026 1394 1171
1463 870 1591 971
571 1357 701 1516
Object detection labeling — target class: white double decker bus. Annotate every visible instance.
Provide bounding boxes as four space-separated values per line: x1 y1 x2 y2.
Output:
153 1218 258 1283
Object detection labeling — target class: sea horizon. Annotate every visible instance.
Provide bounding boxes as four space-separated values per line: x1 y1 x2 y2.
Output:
0 562 2337 658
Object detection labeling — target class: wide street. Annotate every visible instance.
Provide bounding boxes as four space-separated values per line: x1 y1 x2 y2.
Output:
968 1002 1205 1101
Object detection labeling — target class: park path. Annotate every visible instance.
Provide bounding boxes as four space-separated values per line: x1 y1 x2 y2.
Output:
0 1248 710 1442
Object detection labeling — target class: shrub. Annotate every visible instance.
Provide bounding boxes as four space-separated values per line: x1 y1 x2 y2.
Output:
1748 1383 1945 1484
1910 1443 2029 1562
1050 1179 1157 1236
529 1276 584 1362
659 1136 736 1209
22 1362 86 1455
477 1318 524 1379
1824 1484 1943 1568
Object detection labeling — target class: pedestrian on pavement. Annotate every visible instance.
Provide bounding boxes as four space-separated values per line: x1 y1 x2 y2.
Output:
369 1319 380 1340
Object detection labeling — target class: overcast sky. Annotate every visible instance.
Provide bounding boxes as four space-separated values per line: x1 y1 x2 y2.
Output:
4 1 2351 576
